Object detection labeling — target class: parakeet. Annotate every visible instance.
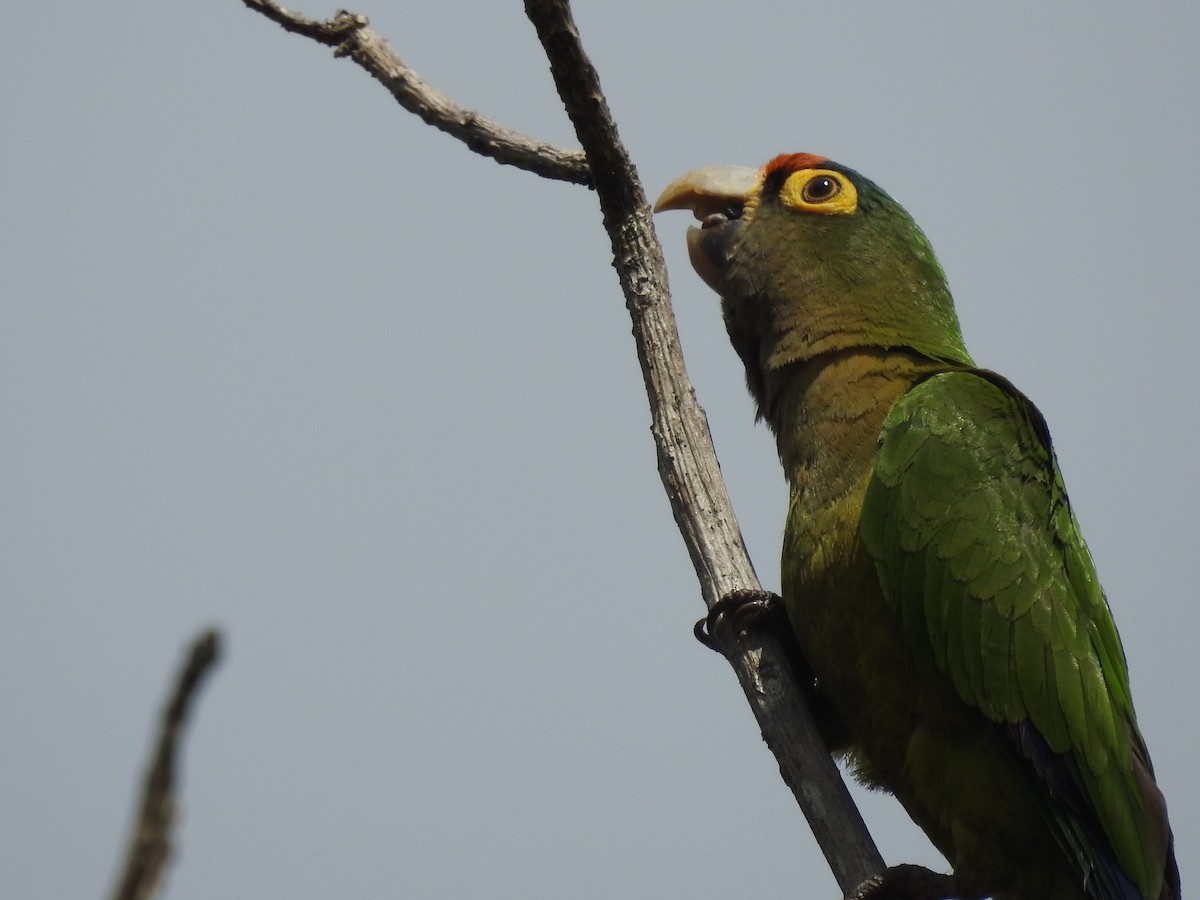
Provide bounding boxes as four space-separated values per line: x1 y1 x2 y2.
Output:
655 154 1178 900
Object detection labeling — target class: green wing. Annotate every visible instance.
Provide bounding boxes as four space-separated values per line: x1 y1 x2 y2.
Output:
860 370 1169 900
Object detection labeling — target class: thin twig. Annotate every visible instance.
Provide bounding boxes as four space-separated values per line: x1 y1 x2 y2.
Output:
110 629 223 900
239 0 589 184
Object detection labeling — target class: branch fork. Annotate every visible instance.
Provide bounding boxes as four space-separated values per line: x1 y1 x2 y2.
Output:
228 1 885 894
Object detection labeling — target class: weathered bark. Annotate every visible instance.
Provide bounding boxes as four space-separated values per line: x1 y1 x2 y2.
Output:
232 1 886 893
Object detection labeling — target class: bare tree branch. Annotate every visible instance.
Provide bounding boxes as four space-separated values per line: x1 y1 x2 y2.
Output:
234 1 886 893
239 0 589 184
521 2 884 891
110 629 223 900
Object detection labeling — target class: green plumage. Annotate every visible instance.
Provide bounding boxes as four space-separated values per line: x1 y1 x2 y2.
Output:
656 155 1178 900
863 371 1166 899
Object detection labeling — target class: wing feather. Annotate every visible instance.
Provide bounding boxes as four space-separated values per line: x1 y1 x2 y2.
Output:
861 370 1172 900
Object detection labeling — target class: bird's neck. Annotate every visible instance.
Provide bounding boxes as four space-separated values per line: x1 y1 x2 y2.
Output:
760 349 945 492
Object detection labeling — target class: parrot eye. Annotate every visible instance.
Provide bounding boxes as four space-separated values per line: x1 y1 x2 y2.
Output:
778 168 858 215
801 174 841 203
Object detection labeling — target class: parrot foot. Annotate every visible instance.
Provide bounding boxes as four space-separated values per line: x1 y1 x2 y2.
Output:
850 865 976 900
694 588 785 652
694 589 853 748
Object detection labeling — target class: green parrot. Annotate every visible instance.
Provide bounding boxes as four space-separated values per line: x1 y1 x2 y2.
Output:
655 153 1178 900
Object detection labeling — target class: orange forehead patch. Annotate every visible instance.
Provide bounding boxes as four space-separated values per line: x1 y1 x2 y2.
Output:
763 153 829 179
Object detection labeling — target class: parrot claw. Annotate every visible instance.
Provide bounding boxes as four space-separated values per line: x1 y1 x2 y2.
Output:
850 865 974 900
694 588 785 652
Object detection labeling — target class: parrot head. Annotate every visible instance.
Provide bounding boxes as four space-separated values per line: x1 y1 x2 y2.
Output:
655 154 974 406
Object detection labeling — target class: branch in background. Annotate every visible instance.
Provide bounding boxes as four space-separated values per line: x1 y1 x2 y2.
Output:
235 0 885 893
239 0 589 185
110 630 222 900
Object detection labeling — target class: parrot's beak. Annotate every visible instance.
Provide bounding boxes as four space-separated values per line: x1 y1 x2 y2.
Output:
653 165 760 218
653 165 760 291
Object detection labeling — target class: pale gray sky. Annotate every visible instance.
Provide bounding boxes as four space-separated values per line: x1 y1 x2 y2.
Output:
4 3 1198 898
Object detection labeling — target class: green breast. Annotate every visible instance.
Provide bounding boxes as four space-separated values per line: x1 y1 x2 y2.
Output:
771 352 1083 895
768 352 945 777
774 349 935 782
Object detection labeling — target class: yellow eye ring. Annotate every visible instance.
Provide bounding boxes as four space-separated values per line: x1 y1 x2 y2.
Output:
779 169 858 215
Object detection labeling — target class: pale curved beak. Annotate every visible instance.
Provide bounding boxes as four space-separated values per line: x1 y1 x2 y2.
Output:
653 165 760 218
654 165 760 291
